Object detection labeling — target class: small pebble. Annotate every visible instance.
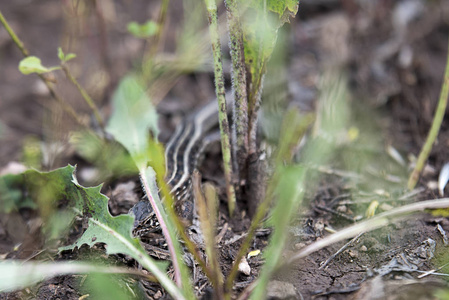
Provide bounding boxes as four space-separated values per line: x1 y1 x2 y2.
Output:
238 257 251 276
294 242 306 250
348 249 358 258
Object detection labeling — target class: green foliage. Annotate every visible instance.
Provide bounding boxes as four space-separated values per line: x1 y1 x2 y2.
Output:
106 75 159 168
0 261 142 293
105 74 193 299
81 273 145 300
0 173 36 213
242 0 299 102
0 165 79 242
434 289 449 300
127 20 159 39
0 165 76 214
18 56 60 75
57 167 184 299
22 135 42 169
69 130 137 182
57 47 76 62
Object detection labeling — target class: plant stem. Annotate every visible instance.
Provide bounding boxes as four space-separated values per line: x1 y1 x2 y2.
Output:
143 0 170 81
224 0 249 180
192 171 224 298
225 110 314 299
408 37 449 189
61 63 105 129
145 147 216 283
0 9 85 127
205 0 236 216
139 168 183 287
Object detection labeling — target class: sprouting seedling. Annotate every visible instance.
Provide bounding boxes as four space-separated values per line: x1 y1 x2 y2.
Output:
127 20 159 39
18 48 75 75
57 47 76 63
18 56 60 75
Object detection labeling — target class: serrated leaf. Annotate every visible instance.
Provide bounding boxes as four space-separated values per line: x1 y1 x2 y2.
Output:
60 172 184 299
18 56 59 75
127 21 159 39
106 75 159 168
0 165 77 214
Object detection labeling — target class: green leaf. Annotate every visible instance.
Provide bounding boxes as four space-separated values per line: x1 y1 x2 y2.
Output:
59 172 184 299
0 173 36 213
0 165 81 245
242 0 299 105
0 261 143 293
127 21 159 39
69 130 138 182
57 47 64 61
0 165 77 214
247 0 299 23
82 273 146 300
18 56 59 75
106 75 159 168
58 47 77 62
64 53 77 62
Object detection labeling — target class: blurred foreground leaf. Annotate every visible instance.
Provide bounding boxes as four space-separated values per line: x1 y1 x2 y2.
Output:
0 173 36 213
69 130 137 182
106 75 159 168
0 165 76 214
0 261 142 293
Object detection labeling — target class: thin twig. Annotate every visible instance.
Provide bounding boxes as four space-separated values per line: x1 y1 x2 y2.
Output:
319 232 364 269
0 9 85 127
408 36 449 189
61 63 105 129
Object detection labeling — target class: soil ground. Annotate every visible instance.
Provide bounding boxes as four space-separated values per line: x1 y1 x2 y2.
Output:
1 1 449 299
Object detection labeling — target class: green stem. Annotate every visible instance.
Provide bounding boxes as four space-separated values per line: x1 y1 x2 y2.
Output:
224 0 249 180
225 110 314 299
61 63 105 129
0 9 85 127
205 0 236 216
146 147 216 283
408 37 449 189
143 0 170 81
